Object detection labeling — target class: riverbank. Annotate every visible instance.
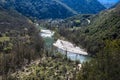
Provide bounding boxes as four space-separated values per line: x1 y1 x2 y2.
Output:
40 28 90 63
9 25 90 79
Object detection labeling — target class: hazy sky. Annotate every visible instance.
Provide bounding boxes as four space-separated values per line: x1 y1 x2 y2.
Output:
98 0 119 3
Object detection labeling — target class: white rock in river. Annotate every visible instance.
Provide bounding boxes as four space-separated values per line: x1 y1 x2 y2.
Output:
40 29 54 38
53 39 88 55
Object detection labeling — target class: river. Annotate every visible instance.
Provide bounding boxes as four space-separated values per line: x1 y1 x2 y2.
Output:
40 28 91 63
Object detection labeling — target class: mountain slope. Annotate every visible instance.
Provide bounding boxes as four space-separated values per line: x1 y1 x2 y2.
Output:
0 6 33 32
76 3 120 80
0 0 75 19
0 0 106 19
0 6 44 78
59 3 120 54
60 0 106 14
53 0 78 14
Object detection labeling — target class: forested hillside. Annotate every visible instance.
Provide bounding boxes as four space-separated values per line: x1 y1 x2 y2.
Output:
77 39 120 80
0 0 120 80
0 0 75 19
58 3 120 80
59 4 120 55
0 6 80 80
76 6 120 78
60 0 106 14
0 6 44 79
0 0 106 19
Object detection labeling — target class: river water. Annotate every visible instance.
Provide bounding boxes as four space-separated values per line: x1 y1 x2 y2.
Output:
40 28 91 63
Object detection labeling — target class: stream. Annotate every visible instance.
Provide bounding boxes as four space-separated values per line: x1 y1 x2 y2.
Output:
40 28 91 63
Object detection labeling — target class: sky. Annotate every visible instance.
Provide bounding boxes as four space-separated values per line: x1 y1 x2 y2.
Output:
98 0 119 3
98 0 119 8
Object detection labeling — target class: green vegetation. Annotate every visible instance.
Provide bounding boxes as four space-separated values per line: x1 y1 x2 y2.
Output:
77 39 120 80
58 4 120 80
0 0 74 19
75 20 80 23
59 5 120 55
60 0 106 14
0 7 44 79
0 37 10 42
65 14 92 28
0 6 81 80
0 1 120 80
9 53 80 80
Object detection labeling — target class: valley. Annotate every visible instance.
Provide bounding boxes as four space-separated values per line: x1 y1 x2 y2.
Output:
40 27 90 63
0 0 120 80
8 23 92 80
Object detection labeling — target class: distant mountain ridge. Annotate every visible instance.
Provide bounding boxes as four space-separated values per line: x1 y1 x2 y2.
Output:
98 0 120 8
59 2 120 54
53 0 78 14
0 0 106 19
60 0 106 14
111 0 120 8
0 0 75 19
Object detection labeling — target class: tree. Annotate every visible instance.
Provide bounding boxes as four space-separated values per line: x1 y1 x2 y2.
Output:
77 39 120 80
